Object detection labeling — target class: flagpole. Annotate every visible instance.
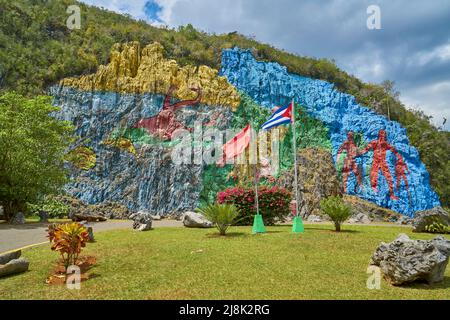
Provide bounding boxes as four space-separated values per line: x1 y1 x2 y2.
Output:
291 99 304 233
251 125 265 234
291 99 300 218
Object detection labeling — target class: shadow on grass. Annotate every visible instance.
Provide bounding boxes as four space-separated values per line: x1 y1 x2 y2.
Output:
395 277 450 290
205 232 248 239
303 226 362 234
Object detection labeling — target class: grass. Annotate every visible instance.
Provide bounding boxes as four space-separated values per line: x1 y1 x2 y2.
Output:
0 224 449 300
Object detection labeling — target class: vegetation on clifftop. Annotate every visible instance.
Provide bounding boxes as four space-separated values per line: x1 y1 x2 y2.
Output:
0 0 448 206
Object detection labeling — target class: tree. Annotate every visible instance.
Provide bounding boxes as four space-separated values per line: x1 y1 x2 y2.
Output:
0 92 73 221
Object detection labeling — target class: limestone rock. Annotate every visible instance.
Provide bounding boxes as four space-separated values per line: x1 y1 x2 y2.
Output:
221 47 441 216
0 250 21 265
38 210 49 223
0 251 29 278
348 213 371 224
0 258 30 278
344 195 400 222
72 212 107 223
183 211 213 228
9 212 25 225
306 214 323 223
60 42 240 110
412 207 450 233
370 233 450 285
277 148 341 219
130 211 153 231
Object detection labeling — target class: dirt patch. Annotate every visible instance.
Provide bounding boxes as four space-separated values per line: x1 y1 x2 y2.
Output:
45 256 97 285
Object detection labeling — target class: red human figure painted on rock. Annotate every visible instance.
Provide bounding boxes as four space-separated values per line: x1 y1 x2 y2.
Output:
135 85 202 140
336 132 363 193
360 130 408 201
395 155 410 191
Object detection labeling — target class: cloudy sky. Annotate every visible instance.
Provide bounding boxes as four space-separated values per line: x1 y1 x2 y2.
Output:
81 0 450 130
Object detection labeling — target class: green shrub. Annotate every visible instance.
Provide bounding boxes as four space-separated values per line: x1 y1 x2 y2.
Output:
320 196 351 232
217 186 291 226
28 195 70 219
424 217 450 234
196 204 240 236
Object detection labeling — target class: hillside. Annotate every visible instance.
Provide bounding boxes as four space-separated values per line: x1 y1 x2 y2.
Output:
0 0 448 207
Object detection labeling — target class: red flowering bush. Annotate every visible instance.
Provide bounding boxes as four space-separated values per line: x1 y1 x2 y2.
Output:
217 186 292 225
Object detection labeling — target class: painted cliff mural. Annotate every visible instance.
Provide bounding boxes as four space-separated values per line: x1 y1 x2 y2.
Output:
50 42 440 217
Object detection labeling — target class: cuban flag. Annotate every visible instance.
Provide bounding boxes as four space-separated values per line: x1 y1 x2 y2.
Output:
261 102 293 130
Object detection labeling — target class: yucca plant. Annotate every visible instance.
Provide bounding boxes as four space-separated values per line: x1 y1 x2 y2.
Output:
196 204 240 236
47 222 89 270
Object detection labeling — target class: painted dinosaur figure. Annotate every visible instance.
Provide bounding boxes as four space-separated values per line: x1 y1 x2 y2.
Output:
360 129 409 200
135 85 202 140
336 131 363 193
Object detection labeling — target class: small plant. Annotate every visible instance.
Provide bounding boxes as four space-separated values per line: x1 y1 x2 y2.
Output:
320 196 351 232
196 204 240 236
47 222 89 270
424 218 449 234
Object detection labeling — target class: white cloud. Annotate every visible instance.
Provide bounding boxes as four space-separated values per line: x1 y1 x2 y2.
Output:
407 42 450 67
401 81 450 130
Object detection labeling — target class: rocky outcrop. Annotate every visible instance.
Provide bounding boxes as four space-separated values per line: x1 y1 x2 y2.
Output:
130 211 153 231
0 250 29 278
412 207 450 233
348 213 371 224
221 48 441 216
61 42 240 110
72 212 107 223
370 234 450 285
182 211 213 228
344 195 400 222
277 148 341 218
9 212 25 225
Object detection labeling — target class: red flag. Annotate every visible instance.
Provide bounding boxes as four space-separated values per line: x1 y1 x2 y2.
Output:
218 124 251 165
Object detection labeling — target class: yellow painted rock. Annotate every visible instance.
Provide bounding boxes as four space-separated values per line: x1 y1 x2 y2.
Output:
61 42 241 110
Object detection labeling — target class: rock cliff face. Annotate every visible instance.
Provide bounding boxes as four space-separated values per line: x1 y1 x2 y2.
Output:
61 42 241 110
220 48 440 216
49 42 441 217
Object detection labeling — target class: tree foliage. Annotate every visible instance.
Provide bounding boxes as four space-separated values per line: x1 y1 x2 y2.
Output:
0 92 73 220
0 0 448 206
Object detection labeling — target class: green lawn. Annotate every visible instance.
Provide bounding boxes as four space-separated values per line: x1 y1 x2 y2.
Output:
1 224 449 300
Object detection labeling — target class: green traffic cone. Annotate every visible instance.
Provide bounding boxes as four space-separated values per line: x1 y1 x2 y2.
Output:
252 214 266 234
292 216 305 234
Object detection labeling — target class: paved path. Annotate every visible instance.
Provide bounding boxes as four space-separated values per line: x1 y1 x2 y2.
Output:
0 220 183 254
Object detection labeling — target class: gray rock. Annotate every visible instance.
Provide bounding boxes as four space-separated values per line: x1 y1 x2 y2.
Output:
413 207 449 233
0 250 21 265
0 258 30 278
9 212 26 224
151 214 162 221
306 214 323 223
130 211 153 231
38 210 49 223
370 233 450 285
183 211 213 228
396 216 413 225
348 213 371 224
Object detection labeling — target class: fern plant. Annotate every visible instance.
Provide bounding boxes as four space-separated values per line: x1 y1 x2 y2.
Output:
196 204 240 236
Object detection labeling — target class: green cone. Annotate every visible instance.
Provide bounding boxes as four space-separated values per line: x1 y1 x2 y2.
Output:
292 216 305 234
252 214 266 234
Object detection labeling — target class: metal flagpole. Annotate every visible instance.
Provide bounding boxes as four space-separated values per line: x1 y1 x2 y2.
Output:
291 98 304 233
291 99 300 217
251 124 265 233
